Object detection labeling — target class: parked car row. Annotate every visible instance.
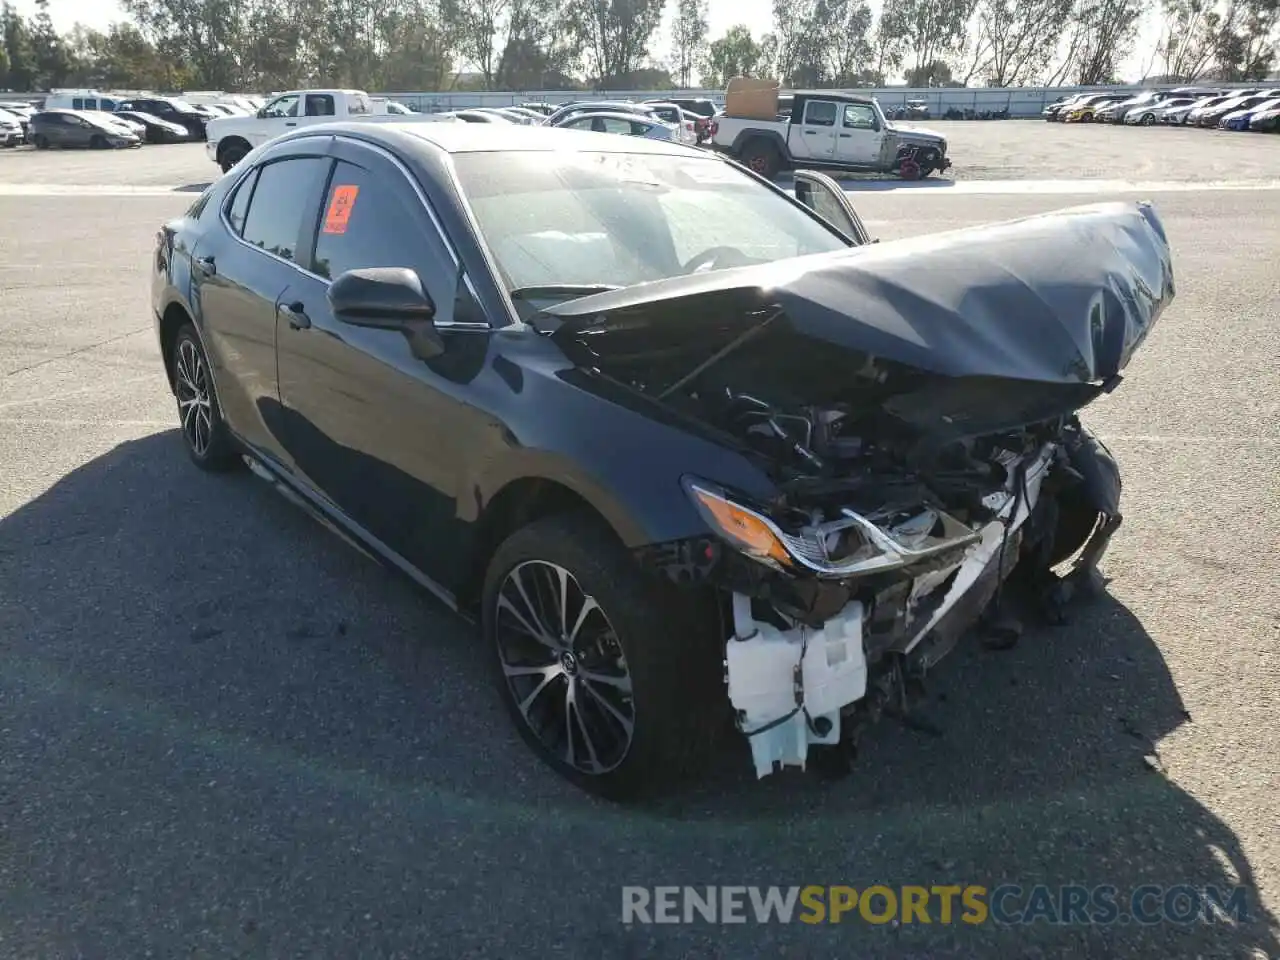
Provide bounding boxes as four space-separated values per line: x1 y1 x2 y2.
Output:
1044 87 1280 132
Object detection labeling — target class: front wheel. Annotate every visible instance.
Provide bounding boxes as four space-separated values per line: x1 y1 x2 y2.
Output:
483 513 714 800
33 133 49 149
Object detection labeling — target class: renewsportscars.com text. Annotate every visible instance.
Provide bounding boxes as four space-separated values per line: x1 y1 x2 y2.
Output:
621 884 1250 926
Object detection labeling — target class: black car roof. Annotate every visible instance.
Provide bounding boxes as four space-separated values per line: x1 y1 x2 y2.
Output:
281 120 708 157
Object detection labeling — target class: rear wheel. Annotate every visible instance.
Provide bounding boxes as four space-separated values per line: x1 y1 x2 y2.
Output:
739 139 781 179
483 513 715 800
171 325 240 471
33 133 49 149
1141 113 1156 125
89 134 106 149
218 140 250 174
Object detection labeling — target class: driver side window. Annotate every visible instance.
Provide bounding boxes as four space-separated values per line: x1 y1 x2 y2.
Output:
842 104 877 130
263 95 299 118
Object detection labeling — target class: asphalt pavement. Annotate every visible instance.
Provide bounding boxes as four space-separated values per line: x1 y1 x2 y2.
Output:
0 132 1278 959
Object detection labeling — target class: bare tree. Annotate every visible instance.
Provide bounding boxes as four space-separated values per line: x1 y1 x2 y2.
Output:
877 0 977 79
1155 0 1220 80
568 0 666 84
966 0 1074 85
670 0 707 87
1054 0 1143 84
816 0 873 84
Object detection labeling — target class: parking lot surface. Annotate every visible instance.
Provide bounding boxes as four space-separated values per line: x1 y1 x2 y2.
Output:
1 131 1278 958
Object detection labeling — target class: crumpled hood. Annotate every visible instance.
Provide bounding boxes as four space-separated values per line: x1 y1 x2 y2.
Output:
545 200 1174 394
886 122 946 144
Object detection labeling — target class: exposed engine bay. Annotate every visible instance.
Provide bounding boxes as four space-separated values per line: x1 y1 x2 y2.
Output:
541 200 1172 779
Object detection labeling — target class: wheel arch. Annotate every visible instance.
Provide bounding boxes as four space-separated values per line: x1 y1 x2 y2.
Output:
457 475 624 612
215 135 252 163
158 299 195 393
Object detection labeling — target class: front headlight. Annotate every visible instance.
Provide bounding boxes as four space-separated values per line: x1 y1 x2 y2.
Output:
683 478 981 579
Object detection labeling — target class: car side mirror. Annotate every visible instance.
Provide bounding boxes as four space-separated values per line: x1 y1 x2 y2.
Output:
328 267 443 358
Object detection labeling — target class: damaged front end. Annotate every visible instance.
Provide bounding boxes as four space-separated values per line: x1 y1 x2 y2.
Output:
545 201 1174 779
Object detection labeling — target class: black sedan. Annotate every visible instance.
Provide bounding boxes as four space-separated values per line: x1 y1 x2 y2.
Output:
30 109 141 149
115 97 213 140
152 123 1171 798
114 109 190 143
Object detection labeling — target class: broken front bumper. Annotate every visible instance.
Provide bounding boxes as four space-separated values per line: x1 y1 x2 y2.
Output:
724 444 1055 778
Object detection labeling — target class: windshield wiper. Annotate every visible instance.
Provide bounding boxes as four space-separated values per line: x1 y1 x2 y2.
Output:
508 284 621 301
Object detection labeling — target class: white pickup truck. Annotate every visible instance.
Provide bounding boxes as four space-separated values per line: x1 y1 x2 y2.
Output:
711 89 952 180
205 88 444 172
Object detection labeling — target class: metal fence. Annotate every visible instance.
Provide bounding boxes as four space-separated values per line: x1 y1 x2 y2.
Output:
379 83 1266 119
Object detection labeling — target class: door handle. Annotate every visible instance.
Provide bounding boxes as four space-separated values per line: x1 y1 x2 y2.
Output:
194 255 216 277
285 121 297 127
279 302 311 330
839 133 853 138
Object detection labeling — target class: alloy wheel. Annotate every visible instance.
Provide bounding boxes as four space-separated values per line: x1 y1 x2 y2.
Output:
493 560 635 775
175 339 214 457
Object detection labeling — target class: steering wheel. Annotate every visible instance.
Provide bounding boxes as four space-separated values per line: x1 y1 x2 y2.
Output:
682 246 753 274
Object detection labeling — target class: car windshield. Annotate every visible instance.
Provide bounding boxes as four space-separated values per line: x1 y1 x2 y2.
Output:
453 151 850 305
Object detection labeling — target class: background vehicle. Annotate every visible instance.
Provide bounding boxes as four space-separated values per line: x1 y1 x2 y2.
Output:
44 90 123 112
711 88 950 180
1250 106 1280 132
1124 97 1199 125
1095 89 1194 123
1198 92 1279 127
445 110 513 124
29 109 141 149
0 112 22 147
1183 90 1265 125
105 115 148 138
1060 94 1130 122
646 97 718 141
114 110 191 143
475 107 536 124
0 102 33 141
114 96 215 140
519 102 556 116
541 101 660 127
1220 96 1280 130
1042 94 1086 120
205 88 381 171
641 103 696 143
150 122 1167 799
551 110 678 140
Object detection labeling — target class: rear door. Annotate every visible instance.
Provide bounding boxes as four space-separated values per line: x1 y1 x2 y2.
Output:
793 170 873 245
275 139 491 587
193 147 331 462
792 99 837 160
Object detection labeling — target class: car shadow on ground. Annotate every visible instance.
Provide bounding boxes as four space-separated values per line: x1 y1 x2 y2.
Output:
2 432 1277 956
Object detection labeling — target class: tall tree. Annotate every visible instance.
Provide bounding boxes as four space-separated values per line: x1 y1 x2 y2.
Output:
699 23 767 86
568 0 666 84
1051 0 1143 84
1 2 36 90
877 0 976 79
964 0 1075 85
30 0 71 87
772 0 829 84
670 0 707 87
1156 0 1221 80
1212 0 1280 80
816 0 873 84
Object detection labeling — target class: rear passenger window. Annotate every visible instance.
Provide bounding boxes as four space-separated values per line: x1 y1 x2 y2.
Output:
803 101 837 126
240 157 328 261
312 160 432 280
224 169 258 235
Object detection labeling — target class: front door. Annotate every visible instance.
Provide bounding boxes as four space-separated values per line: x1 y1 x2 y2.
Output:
794 99 838 161
274 140 491 590
794 170 874 245
834 102 885 166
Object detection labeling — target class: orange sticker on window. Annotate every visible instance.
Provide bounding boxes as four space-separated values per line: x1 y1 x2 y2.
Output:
322 185 359 235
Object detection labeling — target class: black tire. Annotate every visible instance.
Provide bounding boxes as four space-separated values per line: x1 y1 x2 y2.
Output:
1140 113 1156 125
33 133 49 150
482 512 717 800
218 140 249 174
739 139 781 179
170 324 240 472
89 134 106 149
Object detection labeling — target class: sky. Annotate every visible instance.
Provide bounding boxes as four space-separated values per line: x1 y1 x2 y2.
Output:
19 0 1161 84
